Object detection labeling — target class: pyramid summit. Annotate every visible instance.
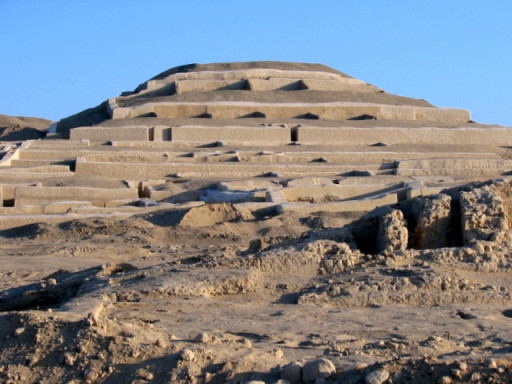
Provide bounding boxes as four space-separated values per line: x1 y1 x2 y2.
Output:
55 61 475 140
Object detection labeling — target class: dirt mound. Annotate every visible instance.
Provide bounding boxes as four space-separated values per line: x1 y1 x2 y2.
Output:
0 114 51 141
178 203 254 227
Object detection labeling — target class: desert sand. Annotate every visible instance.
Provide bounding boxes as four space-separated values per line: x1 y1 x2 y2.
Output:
1 62 512 384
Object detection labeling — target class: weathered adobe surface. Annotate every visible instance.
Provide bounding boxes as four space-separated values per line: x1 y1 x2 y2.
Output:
1 180 512 383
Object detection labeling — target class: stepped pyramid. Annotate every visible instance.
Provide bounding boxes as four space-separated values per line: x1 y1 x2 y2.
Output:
1 61 512 226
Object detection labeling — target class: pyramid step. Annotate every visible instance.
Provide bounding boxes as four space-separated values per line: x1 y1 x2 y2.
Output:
10 159 75 168
396 158 512 177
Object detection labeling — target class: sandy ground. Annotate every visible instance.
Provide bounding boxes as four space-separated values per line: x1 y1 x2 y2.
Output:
1 194 512 383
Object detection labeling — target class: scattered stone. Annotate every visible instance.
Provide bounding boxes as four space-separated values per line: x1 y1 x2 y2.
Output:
62 352 76 367
83 368 100 382
136 368 154 380
13 328 25 337
180 349 195 362
302 358 336 382
194 332 211 343
137 198 158 207
155 337 168 348
438 376 452 384
365 368 390 384
281 361 302 383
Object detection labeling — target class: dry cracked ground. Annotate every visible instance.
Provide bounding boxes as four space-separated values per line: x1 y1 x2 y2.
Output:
1 180 512 383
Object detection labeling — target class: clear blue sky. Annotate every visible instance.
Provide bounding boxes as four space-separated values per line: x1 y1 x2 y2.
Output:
1 1 511 126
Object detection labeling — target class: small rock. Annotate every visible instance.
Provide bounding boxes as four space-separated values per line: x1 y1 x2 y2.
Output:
83 368 99 382
487 358 497 368
470 372 481 382
155 337 168 348
458 362 468 371
63 352 76 367
365 368 390 384
438 376 452 384
136 368 154 380
302 359 336 382
180 349 195 362
272 348 284 359
13 327 25 337
243 338 252 348
194 332 211 344
451 368 462 378
27 356 39 367
137 198 157 207
281 361 302 383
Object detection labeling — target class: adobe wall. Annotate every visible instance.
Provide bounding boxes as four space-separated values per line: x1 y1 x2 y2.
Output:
169 126 290 143
70 126 150 142
277 193 398 214
296 127 512 146
280 184 403 203
111 102 470 122
75 157 383 179
396 158 512 177
14 186 139 207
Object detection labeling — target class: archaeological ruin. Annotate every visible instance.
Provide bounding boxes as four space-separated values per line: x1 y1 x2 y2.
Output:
2 62 512 383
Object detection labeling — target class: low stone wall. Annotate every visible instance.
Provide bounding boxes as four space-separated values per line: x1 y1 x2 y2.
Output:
296 126 512 145
277 193 398 214
397 158 512 177
75 156 385 179
301 78 379 93
175 79 249 94
14 186 139 207
111 102 470 122
70 126 150 142
279 184 402 203
170 126 290 144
